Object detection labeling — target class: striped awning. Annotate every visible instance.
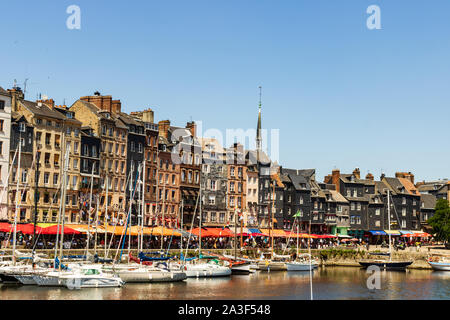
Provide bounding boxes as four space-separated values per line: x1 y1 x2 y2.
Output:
384 230 401 235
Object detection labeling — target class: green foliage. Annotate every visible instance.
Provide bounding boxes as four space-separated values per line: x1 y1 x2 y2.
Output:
318 248 365 260
428 198 450 243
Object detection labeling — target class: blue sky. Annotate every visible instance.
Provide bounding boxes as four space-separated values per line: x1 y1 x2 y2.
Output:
1 0 449 182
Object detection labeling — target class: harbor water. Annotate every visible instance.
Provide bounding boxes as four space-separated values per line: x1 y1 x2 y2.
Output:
0 267 449 300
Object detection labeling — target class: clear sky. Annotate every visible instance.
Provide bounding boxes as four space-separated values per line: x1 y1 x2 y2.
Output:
1 0 449 182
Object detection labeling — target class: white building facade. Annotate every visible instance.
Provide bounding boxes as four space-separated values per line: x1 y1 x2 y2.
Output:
0 88 12 220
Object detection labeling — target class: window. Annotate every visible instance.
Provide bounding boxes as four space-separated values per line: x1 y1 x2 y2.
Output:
219 213 225 223
0 120 3 131
92 145 97 157
130 141 135 152
375 208 380 216
73 159 78 169
402 197 406 205
350 202 355 211
181 170 185 182
210 180 216 190
402 208 406 216
36 118 42 125
299 197 303 205
72 176 77 188
138 143 143 153
0 100 4 110
19 122 26 132
211 212 216 222
208 195 215 205
44 173 49 185
45 133 51 145
357 202 361 211
66 127 71 135
53 173 58 185
230 167 235 176
21 169 28 183
188 171 192 183
74 141 79 154
375 220 381 227
401 219 406 228
230 182 235 192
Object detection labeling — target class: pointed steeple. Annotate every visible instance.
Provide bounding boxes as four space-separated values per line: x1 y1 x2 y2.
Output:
256 86 262 153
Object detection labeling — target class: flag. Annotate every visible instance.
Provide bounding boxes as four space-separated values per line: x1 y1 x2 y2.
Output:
293 210 302 218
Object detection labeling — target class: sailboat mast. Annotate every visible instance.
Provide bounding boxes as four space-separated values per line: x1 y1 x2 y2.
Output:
12 141 22 266
58 145 70 270
180 199 184 251
234 209 237 261
296 221 299 258
271 180 275 259
141 160 146 252
161 171 166 251
86 166 94 257
199 174 202 258
104 174 108 259
387 189 392 261
94 194 99 256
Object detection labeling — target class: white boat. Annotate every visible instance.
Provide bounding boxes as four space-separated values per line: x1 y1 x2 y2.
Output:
59 265 124 289
103 263 187 283
231 263 255 274
12 266 50 285
428 259 450 271
184 262 231 278
0 265 29 284
286 262 314 271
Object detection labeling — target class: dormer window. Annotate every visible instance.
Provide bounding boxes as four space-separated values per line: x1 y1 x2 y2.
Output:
104 113 110 119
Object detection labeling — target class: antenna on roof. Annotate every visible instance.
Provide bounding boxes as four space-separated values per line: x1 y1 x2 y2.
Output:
94 91 101 96
23 78 29 95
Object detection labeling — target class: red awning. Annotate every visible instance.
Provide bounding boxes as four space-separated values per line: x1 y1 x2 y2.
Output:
16 224 42 235
191 227 234 238
313 234 337 239
41 225 81 235
0 222 12 232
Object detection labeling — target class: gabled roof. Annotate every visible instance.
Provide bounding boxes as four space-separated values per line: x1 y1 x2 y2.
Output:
20 100 67 121
420 194 436 209
398 177 420 196
329 190 349 203
245 149 271 166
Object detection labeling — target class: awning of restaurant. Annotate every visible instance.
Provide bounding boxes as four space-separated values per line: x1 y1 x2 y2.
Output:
247 228 268 236
313 234 338 239
285 231 316 239
17 224 42 235
337 234 352 238
401 232 432 238
384 230 401 235
40 225 81 235
368 230 387 236
148 226 181 237
260 229 288 238
0 222 12 232
398 230 413 235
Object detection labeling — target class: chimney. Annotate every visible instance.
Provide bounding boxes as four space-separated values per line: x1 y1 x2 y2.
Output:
380 173 385 180
37 98 55 109
395 172 414 184
353 168 360 179
140 109 154 123
365 173 374 181
331 169 340 193
186 121 196 137
111 100 121 114
158 120 170 139
80 94 113 113
8 87 24 112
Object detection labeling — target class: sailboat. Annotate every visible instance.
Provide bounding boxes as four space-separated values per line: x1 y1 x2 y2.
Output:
359 190 413 270
182 176 231 278
286 220 318 271
105 163 186 283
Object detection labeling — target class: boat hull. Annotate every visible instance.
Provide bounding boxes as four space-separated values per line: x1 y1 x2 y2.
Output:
231 264 253 274
0 273 21 284
117 270 187 283
62 276 123 289
358 260 413 270
257 261 287 271
184 265 231 278
428 261 450 271
286 263 314 271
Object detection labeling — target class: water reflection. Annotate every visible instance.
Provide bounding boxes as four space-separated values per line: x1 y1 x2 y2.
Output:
0 267 448 300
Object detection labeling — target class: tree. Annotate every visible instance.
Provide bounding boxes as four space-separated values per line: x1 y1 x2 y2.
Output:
428 198 450 244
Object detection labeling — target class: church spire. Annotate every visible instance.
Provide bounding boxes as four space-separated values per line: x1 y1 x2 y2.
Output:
256 86 262 153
